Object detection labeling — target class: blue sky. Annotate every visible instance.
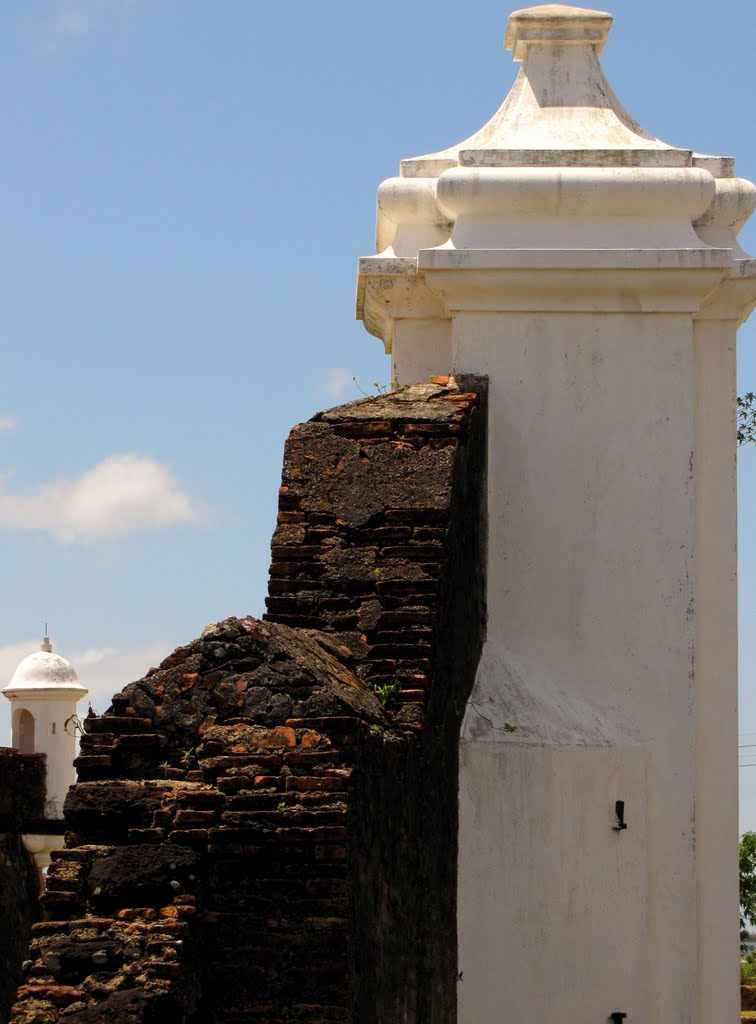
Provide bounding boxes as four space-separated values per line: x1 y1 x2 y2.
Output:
1 0 756 825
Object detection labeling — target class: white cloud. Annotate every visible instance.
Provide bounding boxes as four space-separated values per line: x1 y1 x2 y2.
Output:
321 367 356 401
0 415 18 434
69 640 171 715
54 4 90 40
0 452 200 541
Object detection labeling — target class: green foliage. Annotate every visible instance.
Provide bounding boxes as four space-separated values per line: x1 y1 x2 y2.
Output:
743 953 756 985
741 832 756 944
374 681 401 710
738 393 756 446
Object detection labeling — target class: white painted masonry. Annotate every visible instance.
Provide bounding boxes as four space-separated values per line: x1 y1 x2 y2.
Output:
357 4 756 1023
2 637 88 821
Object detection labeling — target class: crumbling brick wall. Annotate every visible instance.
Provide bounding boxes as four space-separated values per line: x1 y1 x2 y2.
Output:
265 376 487 1021
0 749 45 1024
10 376 486 1024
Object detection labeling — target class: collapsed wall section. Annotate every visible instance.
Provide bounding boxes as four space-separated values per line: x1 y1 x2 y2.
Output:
9 376 486 1024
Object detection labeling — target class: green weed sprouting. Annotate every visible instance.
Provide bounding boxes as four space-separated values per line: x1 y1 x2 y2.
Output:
374 681 401 710
353 377 399 401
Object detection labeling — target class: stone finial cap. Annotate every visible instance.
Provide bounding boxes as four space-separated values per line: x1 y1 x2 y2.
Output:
505 4 612 60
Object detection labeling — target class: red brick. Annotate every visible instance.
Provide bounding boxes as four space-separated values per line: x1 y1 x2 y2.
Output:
173 809 216 825
380 542 443 558
271 545 328 560
264 613 324 628
285 777 344 793
146 959 182 976
351 526 411 542
116 733 158 749
277 511 306 524
127 828 165 843
400 422 460 435
275 826 347 841
269 562 320 578
384 509 449 523
116 907 157 921
300 730 331 749
412 526 447 541
283 751 339 767
84 716 153 734
330 422 392 437
285 717 358 733
167 828 209 846
73 754 112 769
256 726 296 748
16 984 84 1007
176 790 223 807
253 776 283 788
375 580 440 596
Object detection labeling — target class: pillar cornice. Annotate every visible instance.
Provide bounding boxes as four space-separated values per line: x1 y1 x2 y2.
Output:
694 259 756 324
357 257 445 352
423 265 729 315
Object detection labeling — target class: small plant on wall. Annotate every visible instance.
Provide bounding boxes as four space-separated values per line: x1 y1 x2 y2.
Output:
374 681 401 711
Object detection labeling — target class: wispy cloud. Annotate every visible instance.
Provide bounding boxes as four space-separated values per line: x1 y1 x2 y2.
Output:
39 0 139 53
0 415 18 434
53 4 91 42
320 367 357 401
0 452 201 541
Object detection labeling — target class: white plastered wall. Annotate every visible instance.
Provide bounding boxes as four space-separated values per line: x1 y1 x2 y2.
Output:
453 306 707 1023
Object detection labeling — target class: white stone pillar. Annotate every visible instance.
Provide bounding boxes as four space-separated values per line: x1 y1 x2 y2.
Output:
357 5 756 1023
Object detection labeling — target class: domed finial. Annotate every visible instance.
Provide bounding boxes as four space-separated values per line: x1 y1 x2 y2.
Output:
41 626 52 654
504 4 612 61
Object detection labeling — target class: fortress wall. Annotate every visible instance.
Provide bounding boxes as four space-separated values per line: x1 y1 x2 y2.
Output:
9 377 486 1024
265 376 486 1021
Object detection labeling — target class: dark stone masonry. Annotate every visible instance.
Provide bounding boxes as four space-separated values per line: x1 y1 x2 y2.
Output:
8 376 487 1024
0 750 46 1024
